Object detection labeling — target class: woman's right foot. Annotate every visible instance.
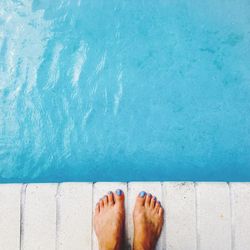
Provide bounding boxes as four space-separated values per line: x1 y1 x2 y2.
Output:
133 192 164 250
94 189 125 250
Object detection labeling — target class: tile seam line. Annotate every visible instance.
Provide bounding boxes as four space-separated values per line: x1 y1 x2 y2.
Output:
20 183 27 250
161 182 167 250
125 182 129 250
229 182 234 250
55 183 61 250
194 182 199 250
91 182 94 250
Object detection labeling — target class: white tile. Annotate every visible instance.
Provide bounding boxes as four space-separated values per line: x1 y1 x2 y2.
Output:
22 184 57 250
0 181 249 250
127 182 163 250
230 183 250 250
57 182 93 250
92 182 127 250
196 182 231 250
0 184 22 250
163 182 196 250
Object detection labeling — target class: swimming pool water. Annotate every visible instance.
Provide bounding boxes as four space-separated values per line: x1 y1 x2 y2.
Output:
0 0 250 183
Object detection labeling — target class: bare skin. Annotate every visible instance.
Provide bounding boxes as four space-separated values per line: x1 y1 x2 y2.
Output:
94 190 125 250
94 190 164 250
133 192 164 250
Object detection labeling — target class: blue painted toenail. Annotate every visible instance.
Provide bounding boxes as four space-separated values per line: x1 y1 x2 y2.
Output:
108 191 112 194
158 201 161 205
154 197 157 201
116 189 123 196
139 191 146 197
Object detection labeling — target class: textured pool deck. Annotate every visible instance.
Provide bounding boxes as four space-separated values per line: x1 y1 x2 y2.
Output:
0 182 250 250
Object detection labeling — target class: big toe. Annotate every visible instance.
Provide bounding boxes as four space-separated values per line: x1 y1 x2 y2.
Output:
114 189 125 207
135 191 147 207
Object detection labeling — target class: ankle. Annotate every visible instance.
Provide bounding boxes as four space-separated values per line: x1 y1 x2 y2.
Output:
99 247 118 250
99 242 120 250
133 241 156 250
133 245 155 250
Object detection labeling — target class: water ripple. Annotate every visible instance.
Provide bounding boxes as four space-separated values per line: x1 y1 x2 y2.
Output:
96 51 106 74
72 41 88 87
45 43 63 89
114 70 123 115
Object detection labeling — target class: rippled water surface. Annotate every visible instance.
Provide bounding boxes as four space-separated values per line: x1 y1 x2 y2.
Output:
0 0 250 182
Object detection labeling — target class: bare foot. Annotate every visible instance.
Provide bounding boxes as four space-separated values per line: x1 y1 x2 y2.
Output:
94 189 125 250
133 192 164 250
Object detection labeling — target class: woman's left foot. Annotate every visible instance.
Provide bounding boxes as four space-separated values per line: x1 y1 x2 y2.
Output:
94 189 125 250
133 192 164 250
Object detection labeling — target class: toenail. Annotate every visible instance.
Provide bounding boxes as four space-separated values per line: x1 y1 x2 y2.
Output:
139 191 146 197
108 191 112 194
154 197 157 201
116 189 123 196
148 193 152 197
158 201 161 205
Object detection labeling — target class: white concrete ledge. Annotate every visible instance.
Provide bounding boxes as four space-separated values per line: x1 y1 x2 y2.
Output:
0 182 249 250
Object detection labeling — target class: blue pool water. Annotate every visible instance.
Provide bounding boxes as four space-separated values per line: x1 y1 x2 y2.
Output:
0 0 250 183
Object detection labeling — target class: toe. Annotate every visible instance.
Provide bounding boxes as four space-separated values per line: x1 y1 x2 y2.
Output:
155 201 161 213
136 191 147 206
114 189 125 206
103 195 108 206
145 193 152 207
99 199 104 209
159 207 164 217
150 196 157 208
107 191 114 205
95 203 100 214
